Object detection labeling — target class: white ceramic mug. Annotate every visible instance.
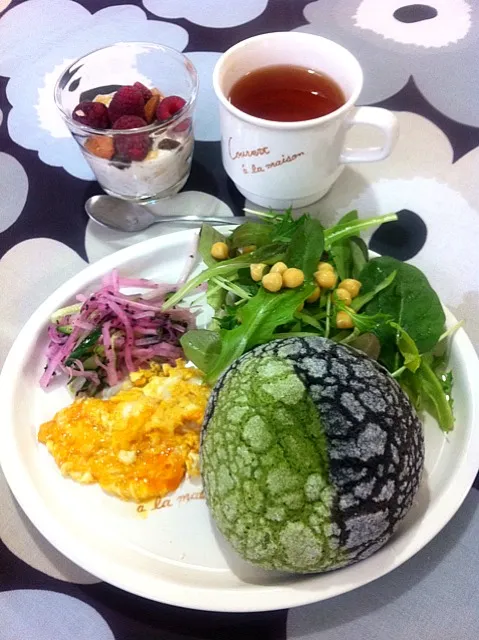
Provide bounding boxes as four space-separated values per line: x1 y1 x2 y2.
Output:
213 32 399 209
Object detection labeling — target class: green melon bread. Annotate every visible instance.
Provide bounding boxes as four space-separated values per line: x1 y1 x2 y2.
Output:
201 336 424 573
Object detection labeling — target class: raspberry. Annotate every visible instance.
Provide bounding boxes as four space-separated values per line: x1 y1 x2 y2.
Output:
113 116 147 130
173 117 192 133
133 81 153 102
72 101 110 128
113 115 149 162
156 95 186 121
108 86 145 125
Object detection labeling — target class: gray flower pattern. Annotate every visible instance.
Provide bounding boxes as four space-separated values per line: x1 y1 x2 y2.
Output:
295 0 479 126
1 0 479 638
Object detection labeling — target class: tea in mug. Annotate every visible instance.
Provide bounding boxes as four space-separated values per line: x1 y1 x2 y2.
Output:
228 64 346 122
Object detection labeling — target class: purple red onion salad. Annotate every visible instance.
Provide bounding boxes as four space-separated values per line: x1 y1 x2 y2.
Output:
40 270 196 396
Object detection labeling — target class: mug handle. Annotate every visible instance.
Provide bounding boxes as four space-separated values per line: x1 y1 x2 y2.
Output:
340 107 399 164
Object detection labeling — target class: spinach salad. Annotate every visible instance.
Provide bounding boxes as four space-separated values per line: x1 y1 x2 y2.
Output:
162 209 457 432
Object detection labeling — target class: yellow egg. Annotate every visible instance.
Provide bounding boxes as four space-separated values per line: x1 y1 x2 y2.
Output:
38 360 211 503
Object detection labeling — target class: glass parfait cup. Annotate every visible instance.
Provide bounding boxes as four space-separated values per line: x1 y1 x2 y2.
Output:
54 42 198 204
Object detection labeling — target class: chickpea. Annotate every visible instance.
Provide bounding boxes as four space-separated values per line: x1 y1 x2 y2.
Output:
262 272 283 292
314 268 338 290
282 267 305 289
250 263 267 282
210 241 229 260
242 245 256 254
306 286 321 304
270 261 288 275
338 278 361 299
336 310 354 329
334 288 352 307
317 261 334 272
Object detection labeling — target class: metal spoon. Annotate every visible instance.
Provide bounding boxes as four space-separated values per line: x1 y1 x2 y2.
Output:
85 195 251 232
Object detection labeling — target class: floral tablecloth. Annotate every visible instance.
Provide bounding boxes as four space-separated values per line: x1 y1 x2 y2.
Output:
1 1 479 638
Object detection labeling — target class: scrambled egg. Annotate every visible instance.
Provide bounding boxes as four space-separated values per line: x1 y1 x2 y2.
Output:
38 360 211 503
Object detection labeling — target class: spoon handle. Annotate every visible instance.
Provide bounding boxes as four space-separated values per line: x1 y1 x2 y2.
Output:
151 215 260 225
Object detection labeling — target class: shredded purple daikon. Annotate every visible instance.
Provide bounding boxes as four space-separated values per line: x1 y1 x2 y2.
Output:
40 269 197 396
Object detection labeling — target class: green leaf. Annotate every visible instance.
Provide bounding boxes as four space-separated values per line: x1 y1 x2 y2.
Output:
294 310 323 330
65 328 102 365
403 361 455 432
206 282 227 318
211 276 253 301
235 269 261 296
205 284 315 383
329 240 352 281
351 310 392 334
180 329 221 373
359 257 445 370
324 293 332 339
328 212 369 281
441 370 454 414
389 321 421 373
334 298 392 336
337 210 359 226
270 208 305 242
324 212 398 249
207 273 256 329
230 222 272 249
327 210 358 238
216 307 240 330
350 236 369 279
284 217 325 279
398 369 421 411
351 270 397 311
428 345 455 416
234 242 288 264
238 284 316 345
198 224 229 267
162 242 287 310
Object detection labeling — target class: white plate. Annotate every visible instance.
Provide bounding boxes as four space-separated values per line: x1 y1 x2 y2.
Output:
1 228 479 613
